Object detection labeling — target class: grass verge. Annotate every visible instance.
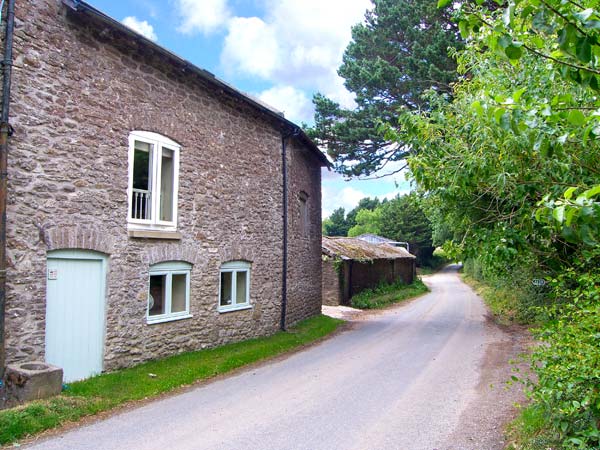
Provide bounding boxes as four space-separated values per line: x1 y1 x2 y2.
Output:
416 266 437 276
350 279 428 309
506 405 562 450
460 275 558 449
461 274 525 325
0 314 342 446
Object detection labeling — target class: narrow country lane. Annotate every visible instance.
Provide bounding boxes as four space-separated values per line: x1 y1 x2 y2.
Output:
24 265 528 450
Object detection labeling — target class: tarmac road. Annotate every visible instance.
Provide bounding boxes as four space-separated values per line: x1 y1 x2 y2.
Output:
25 265 527 450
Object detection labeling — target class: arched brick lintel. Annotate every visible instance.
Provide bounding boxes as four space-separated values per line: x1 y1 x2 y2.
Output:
142 244 198 266
44 226 115 255
219 245 255 264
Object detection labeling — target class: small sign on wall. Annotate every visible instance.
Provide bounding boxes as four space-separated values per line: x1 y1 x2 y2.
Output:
48 269 58 280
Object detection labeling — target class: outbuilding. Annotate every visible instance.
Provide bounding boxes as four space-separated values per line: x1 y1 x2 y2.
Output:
322 237 416 306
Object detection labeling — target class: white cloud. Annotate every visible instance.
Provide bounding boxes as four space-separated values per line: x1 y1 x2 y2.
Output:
323 73 357 109
122 16 158 42
222 17 278 78
322 184 411 218
322 185 367 218
258 85 313 124
321 164 413 218
176 0 231 35
221 0 372 113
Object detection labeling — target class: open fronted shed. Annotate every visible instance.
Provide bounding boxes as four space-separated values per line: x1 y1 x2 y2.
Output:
322 237 416 306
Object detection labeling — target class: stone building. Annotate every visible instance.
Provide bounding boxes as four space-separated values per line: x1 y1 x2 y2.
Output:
0 0 328 382
322 237 416 306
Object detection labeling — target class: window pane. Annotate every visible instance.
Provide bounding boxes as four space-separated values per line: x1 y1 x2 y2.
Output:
132 141 153 220
220 272 232 306
160 148 174 222
149 274 166 316
171 274 187 313
236 271 247 305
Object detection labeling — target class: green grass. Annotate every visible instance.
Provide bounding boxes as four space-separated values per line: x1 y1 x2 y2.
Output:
506 405 562 450
0 315 342 446
461 274 526 325
350 279 429 309
460 275 564 449
416 266 435 276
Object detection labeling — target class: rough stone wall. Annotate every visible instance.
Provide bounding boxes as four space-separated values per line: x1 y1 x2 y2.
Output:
285 140 322 326
321 257 342 306
2 1 321 371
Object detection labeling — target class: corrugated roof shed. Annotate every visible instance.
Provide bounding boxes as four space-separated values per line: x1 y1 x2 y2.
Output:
322 237 415 261
356 233 396 244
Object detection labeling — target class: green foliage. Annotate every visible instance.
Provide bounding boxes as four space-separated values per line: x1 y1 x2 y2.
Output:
345 197 381 229
379 192 435 266
0 316 342 446
536 185 600 247
332 257 344 275
507 405 562 450
347 208 383 237
518 249 600 449
454 0 600 93
395 0 600 446
462 259 547 324
323 198 381 237
323 207 351 236
305 0 462 176
529 302 600 448
350 279 428 309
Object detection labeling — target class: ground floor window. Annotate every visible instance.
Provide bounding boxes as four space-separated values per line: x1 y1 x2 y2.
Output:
148 261 192 323
219 261 251 312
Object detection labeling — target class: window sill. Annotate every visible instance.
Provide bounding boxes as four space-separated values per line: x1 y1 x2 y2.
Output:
217 304 252 314
129 230 182 240
147 313 192 325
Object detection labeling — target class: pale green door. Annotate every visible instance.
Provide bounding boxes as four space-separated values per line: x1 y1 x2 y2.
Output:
45 250 107 382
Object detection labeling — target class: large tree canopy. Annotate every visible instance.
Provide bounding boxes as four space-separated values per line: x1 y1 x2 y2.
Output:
306 0 462 177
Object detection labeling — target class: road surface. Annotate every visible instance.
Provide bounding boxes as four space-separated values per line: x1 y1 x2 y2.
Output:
25 265 528 450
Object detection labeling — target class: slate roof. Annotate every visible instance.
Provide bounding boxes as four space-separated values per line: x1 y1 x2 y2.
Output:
322 236 415 261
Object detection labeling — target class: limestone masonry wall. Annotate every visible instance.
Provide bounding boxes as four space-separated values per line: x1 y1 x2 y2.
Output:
4 0 322 371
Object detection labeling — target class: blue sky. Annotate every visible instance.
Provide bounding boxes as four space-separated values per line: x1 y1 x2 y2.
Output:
87 0 411 217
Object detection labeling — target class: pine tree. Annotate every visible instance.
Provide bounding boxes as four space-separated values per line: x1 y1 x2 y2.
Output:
306 0 462 176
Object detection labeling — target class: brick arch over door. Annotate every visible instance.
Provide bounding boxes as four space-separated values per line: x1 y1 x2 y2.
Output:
44 226 115 255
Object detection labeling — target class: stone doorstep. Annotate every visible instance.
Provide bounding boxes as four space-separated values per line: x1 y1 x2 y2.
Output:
2 361 63 409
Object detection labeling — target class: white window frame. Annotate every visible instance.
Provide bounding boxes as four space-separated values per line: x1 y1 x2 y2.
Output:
128 131 180 231
218 261 251 313
147 261 192 324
